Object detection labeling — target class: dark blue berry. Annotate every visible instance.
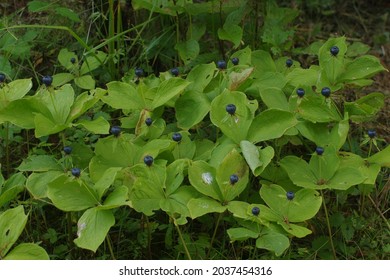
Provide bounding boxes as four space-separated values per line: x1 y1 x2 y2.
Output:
321 87 331 98
226 104 236 115
367 129 376 138
63 146 72 155
286 59 293 68
144 155 154 166
286 191 295 200
0 73 5 83
330 46 339 56
70 57 76 64
296 88 305 98
135 68 144 78
231 57 239 65
172 132 182 142
71 167 81 177
217 60 227 70
251 206 260 216
315 147 324 155
145 117 153 126
170 67 179 77
110 126 121 137
42 75 53 86
230 174 239 185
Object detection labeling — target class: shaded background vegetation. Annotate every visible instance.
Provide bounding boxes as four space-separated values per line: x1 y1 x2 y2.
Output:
0 0 388 259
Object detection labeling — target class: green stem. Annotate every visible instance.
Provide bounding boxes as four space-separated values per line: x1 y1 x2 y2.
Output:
367 194 390 231
4 122 10 177
320 190 337 259
207 212 223 258
106 234 116 260
108 0 116 78
174 222 192 260
145 215 152 259
66 212 73 258
360 140 373 216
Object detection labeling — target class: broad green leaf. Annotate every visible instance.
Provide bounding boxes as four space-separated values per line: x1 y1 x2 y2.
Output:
340 55 386 82
296 94 341 122
102 81 144 110
318 36 347 84
68 89 102 121
281 155 366 190
346 42 370 57
55 7 80 22
27 0 51 12
187 197 227 219
0 173 26 207
41 84 75 125
345 92 384 122
80 51 107 75
0 99 40 128
0 79 32 104
47 175 99 211
26 171 63 199
227 227 259 241
171 132 196 160
256 228 290 256
185 63 216 91
260 184 322 223
0 206 28 257
259 87 289 110
76 116 110 134
218 23 242 48
248 109 297 143
279 223 312 238
296 118 349 150
58 48 78 70
240 140 274 176
339 152 381 185
326 167 366 190
368 145 390 168
188 161 222 201
216 149 249 202
251 50 276 74
128 163 166 215
101 185 128 209
3 243 49 260
175 39 200 65
17 155 62 172
175 90 210 129
0 185 24 208
249 72 286 92
280 156 318 189
228 67 254 91
52 73 74 87
230 46 252 66
94 167 122 200
209 138 237 168
286 66 319 88
210 90 254 144
151 78 190 109
74 75 95 90
160 186 200 225
74 208 115 252
89 135 137 181
193 139 215 161
34 113 68 138
309 148 340 181
132 0 185 16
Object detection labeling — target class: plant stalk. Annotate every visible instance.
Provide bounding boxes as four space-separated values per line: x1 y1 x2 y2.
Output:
174 222 192 260
320 190 337 259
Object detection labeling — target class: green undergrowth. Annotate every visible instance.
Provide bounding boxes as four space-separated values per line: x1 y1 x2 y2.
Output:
0 0 389 260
